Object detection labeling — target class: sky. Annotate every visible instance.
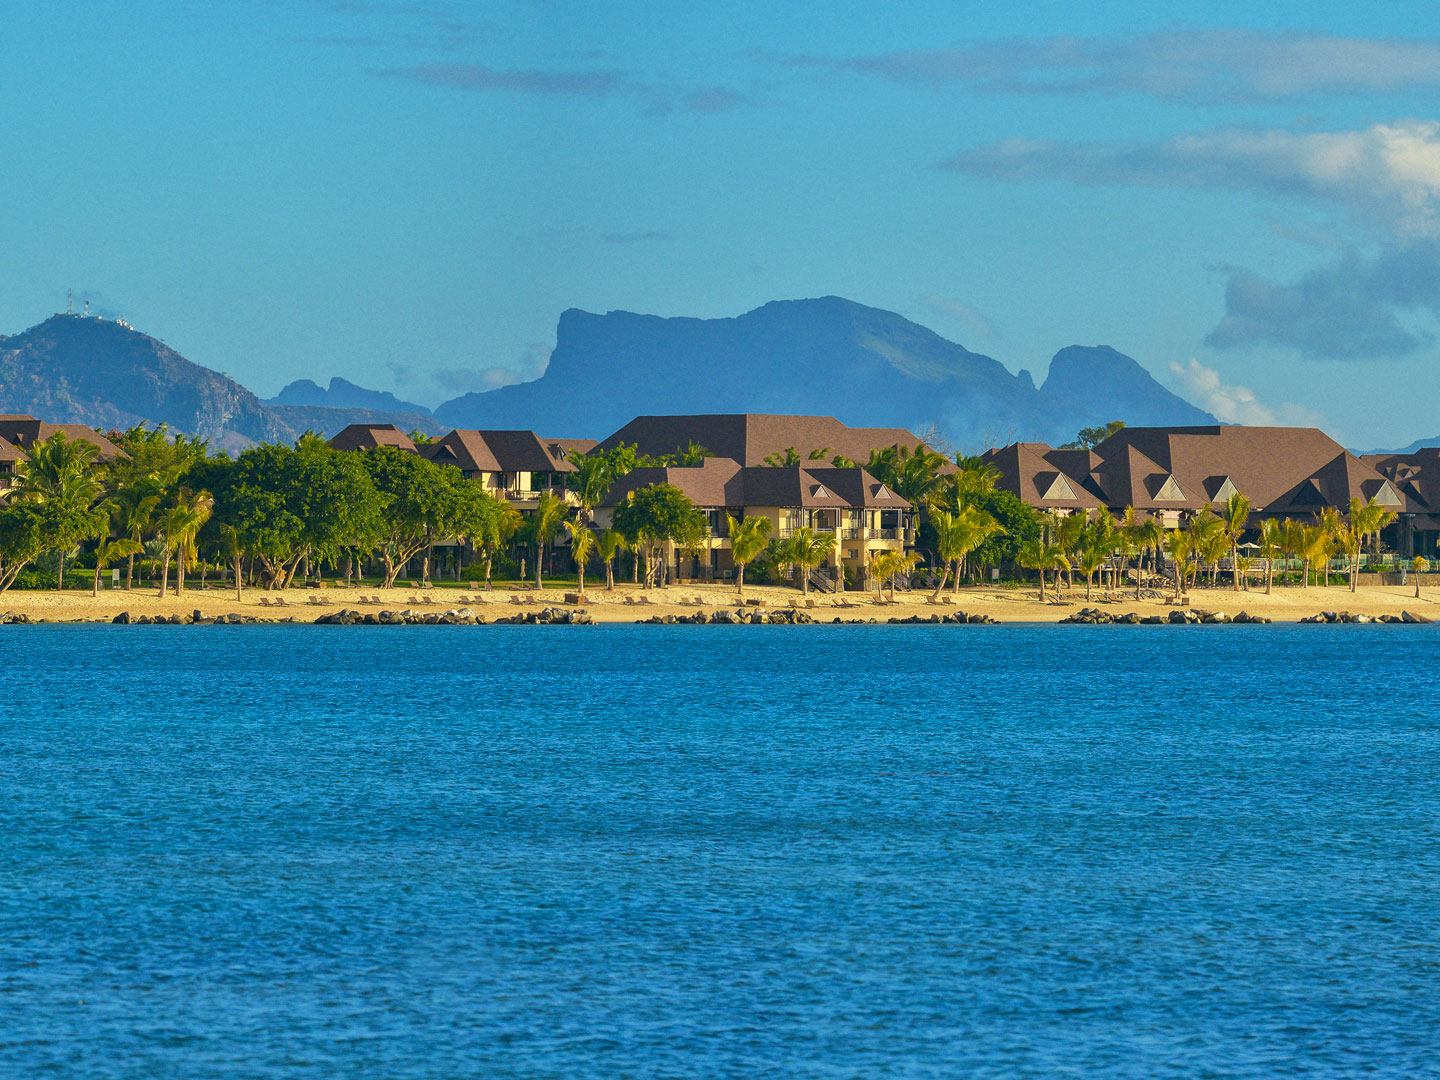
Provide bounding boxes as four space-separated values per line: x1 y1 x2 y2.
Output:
3 1 1440 447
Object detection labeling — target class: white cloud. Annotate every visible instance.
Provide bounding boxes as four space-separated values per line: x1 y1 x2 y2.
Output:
1167 359 1323 426
791 31 1440 104
943 122 1440 237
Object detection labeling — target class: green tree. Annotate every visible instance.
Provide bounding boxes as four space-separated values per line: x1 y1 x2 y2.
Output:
866 443 950 511
869 549 919 601
595 528 626 591
965 488 1039 576
528 491 569 589
360 446 461 588
1412 555 1430 599
0 503 52 592
1016 538 1068 602
611 483 706 588
1219 491 1252 591
91 537 143 597
785 526 837 594
563 520 596 594
929 506 1002 597
1258 518 1285 595
13 431 109 589
566 451 616 525
726 513 772 599
157 489 213 598
1060 420 1125 450
110 482 162 590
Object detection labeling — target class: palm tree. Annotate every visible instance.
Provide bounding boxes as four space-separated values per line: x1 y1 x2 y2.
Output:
566 452 613 525
110 483 161 590
217 524 246 601
1348 497 1398 590
1075 524 1115 601
930 507 1002 598
726 513 772 599
869 549 919 601
1164 529 1195 597
530 491 567 590
157 490 213 598
563 520 596 594
91 537 143 597
1258 518 1284 595
1298 523 1332 589
1016 538 1068 602
1412 555 1429 599
595 528 626 591
787 526 838 595
1219 491 1251 591
1280 518 1305 587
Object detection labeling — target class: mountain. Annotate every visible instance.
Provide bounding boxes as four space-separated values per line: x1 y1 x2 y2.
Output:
1360 434 1440 456
0 314 441 450
267 376 432 417
432 297 1214 446
1038 345 1215 428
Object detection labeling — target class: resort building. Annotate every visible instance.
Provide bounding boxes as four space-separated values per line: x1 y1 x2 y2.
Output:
419 430 597 510
593 456 913 587
327 424 599 511
327 423 419 454
0 415 127 493
984 424 1437 554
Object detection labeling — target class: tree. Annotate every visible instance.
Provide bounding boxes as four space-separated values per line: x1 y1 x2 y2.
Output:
91 538 143 597
1298 523 1332 589
196 438 386 590
1164 529 1196 597
611 484 707 588
1346 497 1398 591
1186 509 1226 586
217 524 246 601
13 431 108 589
563 520 596 594
1258 518 1284 595
786 526 838 594
1016 538 1068 601
528 491 568 589
566 450 616 524
595 528 626 591
930 506 1002 597
1075 521 1117 600
1413 555 1430 599
726 513 772 598
1219 491 1252 591
1060 420 1125 450
866 443 950 511
763 446 804 467
360 446 458 588
157 489 213 598
468 494 522 589
869 549 919 601
965 488 1040 576
0 503 52 592
676 441 713 467
110 483 161 590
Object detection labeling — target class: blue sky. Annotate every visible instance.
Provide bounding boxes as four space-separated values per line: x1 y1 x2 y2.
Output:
4 1 1440 446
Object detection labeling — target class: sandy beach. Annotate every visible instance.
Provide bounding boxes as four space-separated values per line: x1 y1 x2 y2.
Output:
1 581 1437 624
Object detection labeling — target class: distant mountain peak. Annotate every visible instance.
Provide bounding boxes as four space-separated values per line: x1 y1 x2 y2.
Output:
434 297 1215 445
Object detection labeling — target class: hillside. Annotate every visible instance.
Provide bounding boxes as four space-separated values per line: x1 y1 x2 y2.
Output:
0 315 439 449
267 376 432 417
432 297 1214 445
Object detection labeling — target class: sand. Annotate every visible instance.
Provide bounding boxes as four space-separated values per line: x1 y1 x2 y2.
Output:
1 580 1437 624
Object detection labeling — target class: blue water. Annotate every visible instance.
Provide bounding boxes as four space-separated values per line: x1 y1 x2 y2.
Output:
3 624 1439 1078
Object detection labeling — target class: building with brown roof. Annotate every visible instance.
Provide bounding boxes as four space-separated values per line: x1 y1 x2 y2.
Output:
420 430 584 509
327 423 419 453
984 424 1435 553
594 457 913 585
596 414 944 469
0 415 126 464
1361 446 1440 555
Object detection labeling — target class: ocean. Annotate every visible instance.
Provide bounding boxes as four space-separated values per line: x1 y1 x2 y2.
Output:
3 623 1438 1078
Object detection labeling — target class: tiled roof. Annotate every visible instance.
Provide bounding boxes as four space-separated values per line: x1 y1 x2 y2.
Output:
599 458 910 510
327 424 418 453
0 415 125 462
596 413 945 468
422 430 579 474
986 425 1425 517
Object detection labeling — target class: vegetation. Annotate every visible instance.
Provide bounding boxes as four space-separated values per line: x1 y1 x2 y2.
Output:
726 513 772 598
1060 420 1125 450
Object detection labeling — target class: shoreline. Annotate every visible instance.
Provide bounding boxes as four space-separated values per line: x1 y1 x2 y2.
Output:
1 582 1436 626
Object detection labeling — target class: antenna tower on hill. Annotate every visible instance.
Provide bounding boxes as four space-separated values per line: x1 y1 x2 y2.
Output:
67 288 73 315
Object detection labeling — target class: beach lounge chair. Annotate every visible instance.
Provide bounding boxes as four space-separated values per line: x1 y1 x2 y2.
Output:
805 598 818 609
421 594 436 605
509 595 524 606
623 595 637 606
940 595 955 605
788 598 801 610
638 595 656 605
407 596 421 605
693 595 705 606
274 597 288 607
259 596 272 607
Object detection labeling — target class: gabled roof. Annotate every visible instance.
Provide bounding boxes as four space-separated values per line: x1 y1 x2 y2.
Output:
327 423 418 453
422 430 578 474
0 434 24 465
987 425 1422 517
596 413 947 469
598 459 910 511
0 415 125 463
